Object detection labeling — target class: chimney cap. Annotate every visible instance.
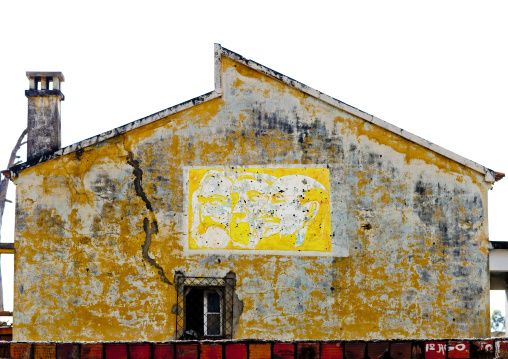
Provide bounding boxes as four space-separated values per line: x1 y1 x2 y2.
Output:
26 72 65 81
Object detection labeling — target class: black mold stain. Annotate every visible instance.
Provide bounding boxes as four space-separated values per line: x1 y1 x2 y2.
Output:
75 148 85 161
126 151 171 286
412 176 485 312
92 174 118 202
246 106 345 163
452 284 484 304
451 263 471 277
413 178 483 248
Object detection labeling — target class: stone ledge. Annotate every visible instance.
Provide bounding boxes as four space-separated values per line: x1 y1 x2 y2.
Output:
24 90 64 100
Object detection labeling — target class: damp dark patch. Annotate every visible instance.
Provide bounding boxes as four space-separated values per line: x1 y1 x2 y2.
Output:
418 268 431 283
75 148 85 161
247 106 345 163
34 206 66 237
413 180 435 227
452 284 484 302
415 180 428 196
252 107 294 136
171 304 182 315
92 173 118 202
414 178 483 249
451 264 471 277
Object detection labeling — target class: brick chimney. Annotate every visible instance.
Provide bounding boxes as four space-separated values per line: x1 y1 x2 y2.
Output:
25 72 65 161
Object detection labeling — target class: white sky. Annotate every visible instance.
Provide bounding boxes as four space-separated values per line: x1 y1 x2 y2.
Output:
0 1 507 318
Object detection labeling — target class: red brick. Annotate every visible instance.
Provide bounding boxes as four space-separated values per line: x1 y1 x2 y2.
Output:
105 344 127 359
175 344 198 359
412 342 425 359
345 343 366 359
153 344 174 359
473 342 493 353
391 343 411 359
0 343 11 359
81 344 103 359
200 344 221 359
249 344 271 359
274 343 295 359
297 343 320 359
11 343 32 359
425 342 446 359
225 344 247 359
34 344 56 359
57 344 79 359
448 342 469 359
368 342 388 359
497 341 508 359
322 343 342 359
471 341 493 359
129 344 151 359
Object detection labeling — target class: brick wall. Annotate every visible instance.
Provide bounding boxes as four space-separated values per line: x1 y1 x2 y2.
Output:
0 340 507 359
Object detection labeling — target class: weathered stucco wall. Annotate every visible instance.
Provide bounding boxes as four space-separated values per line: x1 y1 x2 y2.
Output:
13 55 490 341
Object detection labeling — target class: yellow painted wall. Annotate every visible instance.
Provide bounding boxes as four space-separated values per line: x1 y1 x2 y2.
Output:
13 55 490 341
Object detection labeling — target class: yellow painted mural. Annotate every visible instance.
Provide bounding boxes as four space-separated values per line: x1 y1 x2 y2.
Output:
187 166 331 252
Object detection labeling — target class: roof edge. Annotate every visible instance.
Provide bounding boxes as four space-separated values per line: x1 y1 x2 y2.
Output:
9 44 500 183
9 90 220 176
217 45 499 183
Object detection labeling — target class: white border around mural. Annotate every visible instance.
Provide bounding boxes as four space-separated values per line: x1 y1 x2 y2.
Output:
181 164 349 257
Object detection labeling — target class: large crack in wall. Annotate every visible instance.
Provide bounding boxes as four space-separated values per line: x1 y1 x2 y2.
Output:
127 151 172 286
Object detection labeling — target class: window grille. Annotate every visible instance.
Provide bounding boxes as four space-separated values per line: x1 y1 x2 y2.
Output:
175 274 235 339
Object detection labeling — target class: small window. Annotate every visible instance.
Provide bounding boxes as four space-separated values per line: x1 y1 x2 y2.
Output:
184 287 223 337
175 273 235 339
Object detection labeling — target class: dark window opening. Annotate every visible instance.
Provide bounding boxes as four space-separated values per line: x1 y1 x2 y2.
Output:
175 273 235 340
184 287 223 338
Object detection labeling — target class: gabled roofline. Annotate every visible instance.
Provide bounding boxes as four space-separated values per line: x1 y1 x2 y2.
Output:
8 44 498 182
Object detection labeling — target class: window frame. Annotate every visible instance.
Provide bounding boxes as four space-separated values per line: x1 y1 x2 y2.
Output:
203 288 223 336
174 273 235 340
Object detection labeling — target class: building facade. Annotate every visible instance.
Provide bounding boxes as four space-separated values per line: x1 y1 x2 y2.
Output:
7 45 501 341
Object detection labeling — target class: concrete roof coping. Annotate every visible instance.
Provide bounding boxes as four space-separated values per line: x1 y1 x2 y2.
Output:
9 45 499 183
26 72 65 81
489 241 508 250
